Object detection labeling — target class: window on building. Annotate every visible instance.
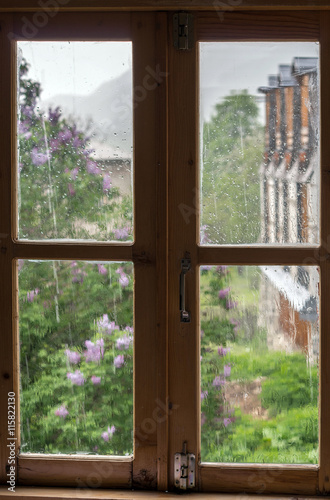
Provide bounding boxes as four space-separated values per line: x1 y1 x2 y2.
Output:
0 5 329 497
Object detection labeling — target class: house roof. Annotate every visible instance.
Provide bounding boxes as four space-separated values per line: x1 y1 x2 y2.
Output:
292 56 318 76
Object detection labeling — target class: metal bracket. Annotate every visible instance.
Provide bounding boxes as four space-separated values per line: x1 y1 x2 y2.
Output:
173 12 194 50
174 442 195 490
180 257 191 322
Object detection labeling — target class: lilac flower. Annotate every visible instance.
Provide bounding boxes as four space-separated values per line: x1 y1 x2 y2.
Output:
49 138 60 151
31 147 50 166
114 227 129 240
200 330 204 338
103 174 112 193
59 128 72 143
18 121 29 135
18 259 24 272
123 326 134 335
201 390 208 401
224 364 231 377
91 375 101 385
70 167 79 180
67 370 85 386
68 183 75 196
23 131 32 140
55 405 69 418
86 159 101 175
101 425 116 442
65 349 81 365
223 417 232 427
97 314 119 335
226 300 237 310
48 106 61 125
114 354 125 368
84 339 104 363
27 288 39 303
73 136 83 149
218 346 230 357
200 265 213 272
201 413 206 426
116 335 132 350
218 287 230 299
97 264 107 275
119 275 129 288
212 375 225 387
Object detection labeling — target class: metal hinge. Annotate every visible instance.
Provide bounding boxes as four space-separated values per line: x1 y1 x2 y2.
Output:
174 442 195 490
173 13 194 50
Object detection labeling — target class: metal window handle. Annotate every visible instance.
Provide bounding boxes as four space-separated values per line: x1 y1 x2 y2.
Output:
180 258 191 322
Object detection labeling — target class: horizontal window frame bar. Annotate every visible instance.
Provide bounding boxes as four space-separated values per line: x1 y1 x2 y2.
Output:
198 245 323 266
199 463 319 495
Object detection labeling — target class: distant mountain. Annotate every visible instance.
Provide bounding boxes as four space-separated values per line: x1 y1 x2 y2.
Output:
42 71 133 158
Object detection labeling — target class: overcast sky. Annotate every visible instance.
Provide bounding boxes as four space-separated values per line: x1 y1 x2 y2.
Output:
19 40 319 123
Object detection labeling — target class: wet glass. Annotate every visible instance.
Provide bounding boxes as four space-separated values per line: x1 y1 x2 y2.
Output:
18 259 133 455
199 42 320 246
200 265 319 464
17 42 133 242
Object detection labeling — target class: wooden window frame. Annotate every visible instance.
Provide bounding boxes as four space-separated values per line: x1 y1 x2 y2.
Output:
1 2 330 498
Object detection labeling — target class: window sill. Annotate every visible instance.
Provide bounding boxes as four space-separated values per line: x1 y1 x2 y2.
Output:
0 487 320 499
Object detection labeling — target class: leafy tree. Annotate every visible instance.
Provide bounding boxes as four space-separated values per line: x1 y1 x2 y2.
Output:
201 90 263 244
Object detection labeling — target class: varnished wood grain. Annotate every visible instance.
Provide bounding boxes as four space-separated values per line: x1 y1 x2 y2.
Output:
197 10 319 41
1 1 330 11
155 11 169 493
199 463 319 495
18 455 132 488
131 11 158 490
0 12 16 485
319 10 330 495
168 9 199 491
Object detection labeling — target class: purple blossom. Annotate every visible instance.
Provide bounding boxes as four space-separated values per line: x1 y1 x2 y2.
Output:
114 227 129 240
212 375 225 387
73 136 83 149
97 314 119 335
58 128 72 143
101 425 116 442
226 300 238 310
201 390 208 401
201 412 206 426
218 287 230 299
223 417 232 427
123 326 134 335
97 264 107 275
55 405 69 418
70 167 79 180
119 275 129 288
67 370 85 386
65 349 81 365
86 159 101 175
114 354 125 368
48 106 61 125
31 147 50 166
18 259 24 272
27 288 39 303
49 138 60 151
84 339 104 363
224 364 231 377
218 346 230 357
91 375 101 385
103 174 112 193
116 334 133 350
200 265 213 272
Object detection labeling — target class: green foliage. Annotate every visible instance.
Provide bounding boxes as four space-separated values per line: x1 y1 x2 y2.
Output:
201 90 263 244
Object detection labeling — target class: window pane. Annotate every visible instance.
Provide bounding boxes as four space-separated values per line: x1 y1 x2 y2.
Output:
200 42 319 246
200 265 319 464
18 259 133 455
17 42 133 242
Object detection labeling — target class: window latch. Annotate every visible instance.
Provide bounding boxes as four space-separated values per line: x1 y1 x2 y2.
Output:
180 257 191 322
174 441 195 490
173 12 194 51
